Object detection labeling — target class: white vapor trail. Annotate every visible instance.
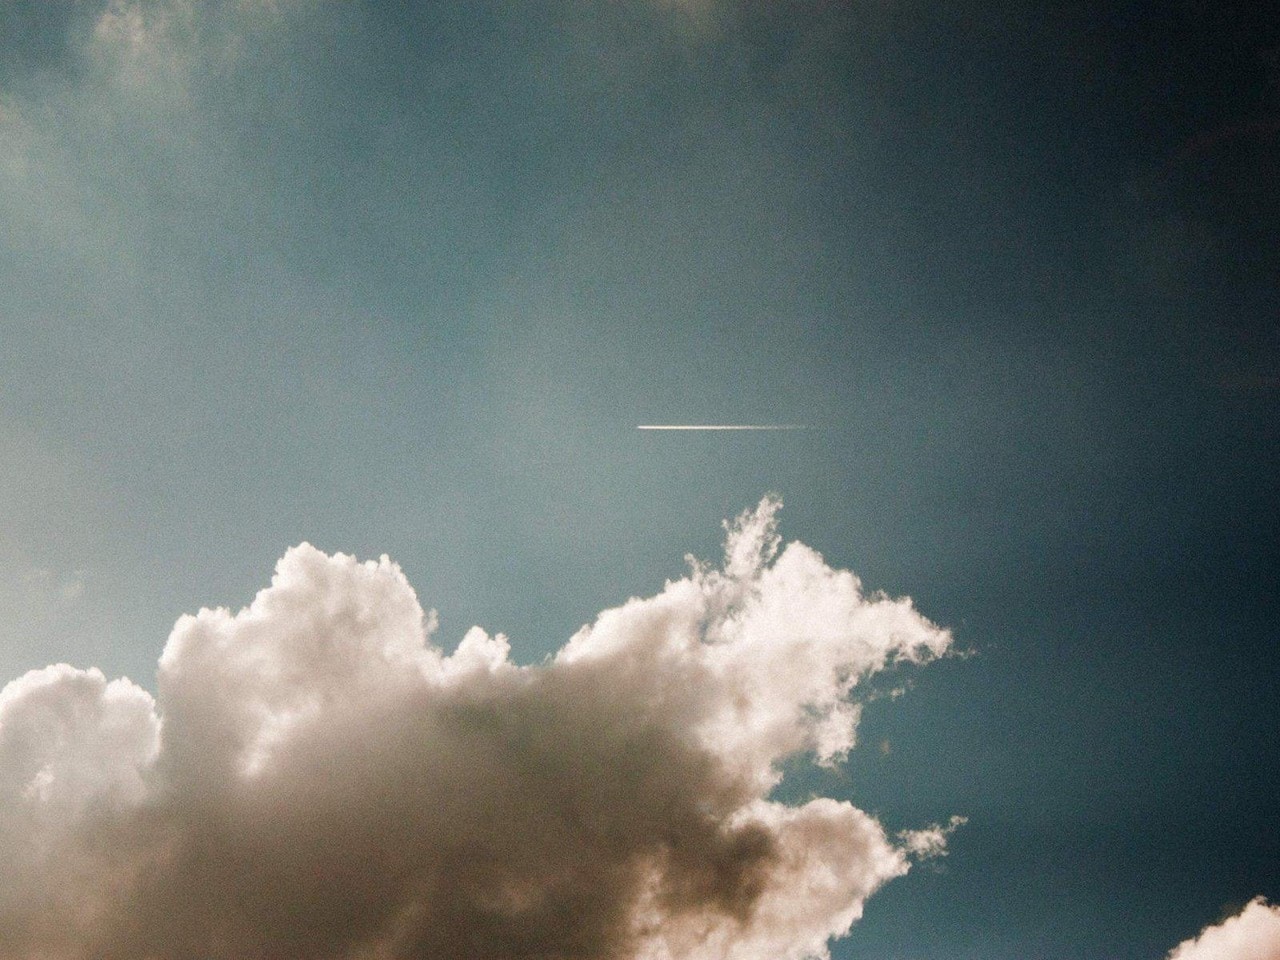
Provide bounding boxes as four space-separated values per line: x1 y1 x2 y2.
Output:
637 425 812 431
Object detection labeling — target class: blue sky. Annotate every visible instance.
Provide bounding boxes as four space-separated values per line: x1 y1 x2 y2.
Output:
1 1 1277 957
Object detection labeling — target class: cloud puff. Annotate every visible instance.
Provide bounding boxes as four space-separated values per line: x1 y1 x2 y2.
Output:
0 498 953 960
1168 899 1280 960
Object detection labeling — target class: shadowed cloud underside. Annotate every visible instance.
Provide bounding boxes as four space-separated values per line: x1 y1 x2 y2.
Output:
0 500 954 960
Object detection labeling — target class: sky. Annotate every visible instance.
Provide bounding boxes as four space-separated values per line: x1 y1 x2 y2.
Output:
0 0 1277 958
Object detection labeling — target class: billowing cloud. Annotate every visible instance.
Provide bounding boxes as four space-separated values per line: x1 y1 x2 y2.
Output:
1168 899 1280 960
0 499 954 959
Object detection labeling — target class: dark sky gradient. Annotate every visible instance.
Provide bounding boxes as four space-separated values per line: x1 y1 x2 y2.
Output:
1 1 1276 957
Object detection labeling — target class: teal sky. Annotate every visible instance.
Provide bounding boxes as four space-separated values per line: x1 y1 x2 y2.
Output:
2 1 1277 957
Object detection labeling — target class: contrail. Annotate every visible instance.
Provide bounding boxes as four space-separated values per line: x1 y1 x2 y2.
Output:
637 424 811 431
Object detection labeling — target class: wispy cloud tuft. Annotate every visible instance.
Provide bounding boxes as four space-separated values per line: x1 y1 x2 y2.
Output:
0 499 953 960
898 815 968 860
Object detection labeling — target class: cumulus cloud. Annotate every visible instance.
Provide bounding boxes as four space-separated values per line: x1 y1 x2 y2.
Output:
1168 899 1280 960
0 498 954 960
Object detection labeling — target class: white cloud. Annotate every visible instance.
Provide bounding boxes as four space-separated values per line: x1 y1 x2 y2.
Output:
1168 899 1280 960
899 815 968 860
0 499 954 959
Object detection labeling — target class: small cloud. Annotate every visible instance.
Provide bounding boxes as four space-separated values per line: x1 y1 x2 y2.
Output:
17 565 86 604
898 815 968 861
